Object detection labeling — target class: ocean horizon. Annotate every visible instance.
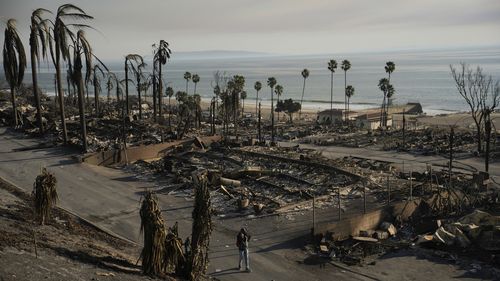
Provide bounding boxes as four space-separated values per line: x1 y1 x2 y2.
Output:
2 46 500 116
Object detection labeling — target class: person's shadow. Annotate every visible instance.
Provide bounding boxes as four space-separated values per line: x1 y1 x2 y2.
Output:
210 267 244 277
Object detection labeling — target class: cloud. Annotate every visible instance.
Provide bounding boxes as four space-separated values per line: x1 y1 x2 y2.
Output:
0 0 499 60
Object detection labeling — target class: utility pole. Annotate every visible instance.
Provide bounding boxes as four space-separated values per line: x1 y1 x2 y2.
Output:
312 195 316 235
485 110 491 173
258 102 262 143
337 188 341 221
363 181 367 214
449 126 454 189
387 176 391 205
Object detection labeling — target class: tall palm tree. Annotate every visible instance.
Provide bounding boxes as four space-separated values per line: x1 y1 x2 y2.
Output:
299 69 309 119
267 77 277 143
274 84 283 121
341 60 351 123
184 72 192 94
124 54 143 117
385 61 396 83
71 30 93 152
29 8 51 133
254 81 262 117
154 40 171 120
3 19 27 128
378 78 393 128
192 74 200 95
53 4 92 143
92 64 104 115
166 86 174 130
327 59 337 124
381 61 396 126
345 85 355 122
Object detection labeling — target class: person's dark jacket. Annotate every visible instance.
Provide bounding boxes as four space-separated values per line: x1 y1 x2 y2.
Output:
236 230 251 250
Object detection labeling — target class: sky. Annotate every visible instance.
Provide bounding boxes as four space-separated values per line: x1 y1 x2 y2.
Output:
1 0 500 61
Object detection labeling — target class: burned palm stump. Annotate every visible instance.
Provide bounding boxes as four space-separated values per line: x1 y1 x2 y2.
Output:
140 192 166 276
187 171 213 281
32 168 58 225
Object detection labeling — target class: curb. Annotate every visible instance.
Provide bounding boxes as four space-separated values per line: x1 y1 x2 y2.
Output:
0 176 138 247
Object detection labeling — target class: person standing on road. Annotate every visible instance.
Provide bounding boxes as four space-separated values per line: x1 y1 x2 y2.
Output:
236 227 251 272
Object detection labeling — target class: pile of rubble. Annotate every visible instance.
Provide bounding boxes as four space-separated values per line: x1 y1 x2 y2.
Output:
415 209 500 252
313 205 500 271
129 145 369 216
380 127 477 155
0 88 215 152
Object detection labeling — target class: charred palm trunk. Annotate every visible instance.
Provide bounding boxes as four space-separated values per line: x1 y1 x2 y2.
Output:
233 92 238 140
55 41 68 143
153 75 157 121
137 78 142 119
76 69 88 152
300 77 306 119
168 96 172 131
344 71 347 123
330 72 333 124
125 62 129 116
94 76 99 116
158 65 163 120
485 112 491 172
271 87 275 144
30 42 43 133
255 90 259 118
258 102 262 142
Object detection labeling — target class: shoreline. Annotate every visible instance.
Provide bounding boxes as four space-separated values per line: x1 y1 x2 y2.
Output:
35 90 462 116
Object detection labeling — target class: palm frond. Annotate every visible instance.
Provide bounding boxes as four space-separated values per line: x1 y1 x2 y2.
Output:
3 18 27 88
57 4 89 17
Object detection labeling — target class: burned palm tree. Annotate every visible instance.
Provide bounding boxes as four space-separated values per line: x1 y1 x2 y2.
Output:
71 30 93 152
299 68 309 119
124 54 143 117
33 168 58 225
192 74 200 95
187 171 213 281
254 81 262 117
53 4 93 143
92 64 105 115
154 40 172 120
184 72 192 94
140 191 167 276
3 19 27 127
29 8 52 133
164 222 186 274
267 77 277 143
130 60 147 119
345 85 355 122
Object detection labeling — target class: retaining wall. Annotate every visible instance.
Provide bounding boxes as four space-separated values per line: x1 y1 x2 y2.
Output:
315 199 421 239
83 135 222 166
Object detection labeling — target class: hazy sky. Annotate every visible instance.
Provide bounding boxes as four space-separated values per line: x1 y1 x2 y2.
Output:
1 0 500 60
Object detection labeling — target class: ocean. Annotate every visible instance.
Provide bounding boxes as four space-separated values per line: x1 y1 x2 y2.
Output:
2 46 500 115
